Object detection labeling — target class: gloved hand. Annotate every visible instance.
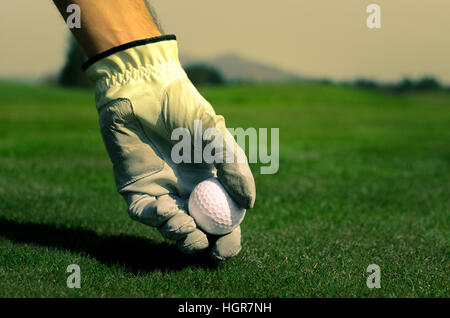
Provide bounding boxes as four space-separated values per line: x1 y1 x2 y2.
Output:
83 35 256 260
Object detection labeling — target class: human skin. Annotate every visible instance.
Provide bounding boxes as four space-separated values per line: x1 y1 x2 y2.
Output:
51 0 254 260
53 0 162 57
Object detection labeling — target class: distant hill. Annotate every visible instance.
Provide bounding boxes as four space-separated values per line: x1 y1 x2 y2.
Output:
180 54 302 82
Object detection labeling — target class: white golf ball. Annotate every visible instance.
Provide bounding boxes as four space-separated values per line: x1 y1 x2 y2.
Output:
188 178 246 235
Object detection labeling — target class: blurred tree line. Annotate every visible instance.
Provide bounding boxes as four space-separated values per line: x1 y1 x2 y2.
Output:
56 36 446 92
353 77 443 93
57 36 90 88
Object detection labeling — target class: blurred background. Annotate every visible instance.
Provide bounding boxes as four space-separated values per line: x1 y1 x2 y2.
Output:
1 0 449 88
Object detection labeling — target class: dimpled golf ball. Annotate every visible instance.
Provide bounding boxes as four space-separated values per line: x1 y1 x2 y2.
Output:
188 178 246 235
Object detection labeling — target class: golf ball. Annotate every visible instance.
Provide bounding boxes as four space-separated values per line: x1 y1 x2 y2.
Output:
188 178 246 235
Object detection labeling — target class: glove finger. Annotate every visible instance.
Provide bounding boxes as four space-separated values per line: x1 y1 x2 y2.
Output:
200 114 256 209
126 193 185 227
212 226 242 260
158 212 196 240
215 131 256 209
177 229 209 254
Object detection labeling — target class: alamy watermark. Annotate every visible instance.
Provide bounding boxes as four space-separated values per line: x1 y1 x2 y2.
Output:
366 4 381 29
366 264 381 289
63 4 381 31
66 264 81 288
171 120 279 175
66 4 81 29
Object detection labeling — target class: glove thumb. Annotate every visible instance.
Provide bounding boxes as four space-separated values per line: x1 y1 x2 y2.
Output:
215 129 256 209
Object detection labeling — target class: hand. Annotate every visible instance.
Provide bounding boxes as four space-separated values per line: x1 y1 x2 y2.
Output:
84 35 256 260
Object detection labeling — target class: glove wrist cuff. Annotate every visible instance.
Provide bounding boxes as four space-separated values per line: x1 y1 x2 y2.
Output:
83 34 186 93
82 34 176 70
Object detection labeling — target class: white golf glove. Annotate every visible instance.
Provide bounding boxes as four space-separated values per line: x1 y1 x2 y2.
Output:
83 35 256 260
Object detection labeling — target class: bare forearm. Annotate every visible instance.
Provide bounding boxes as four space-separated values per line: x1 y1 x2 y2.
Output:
53 0 161 57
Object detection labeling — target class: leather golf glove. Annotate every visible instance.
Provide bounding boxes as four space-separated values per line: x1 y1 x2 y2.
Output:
83 35 256 259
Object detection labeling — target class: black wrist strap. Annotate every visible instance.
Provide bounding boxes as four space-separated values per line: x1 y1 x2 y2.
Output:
82 34 177 70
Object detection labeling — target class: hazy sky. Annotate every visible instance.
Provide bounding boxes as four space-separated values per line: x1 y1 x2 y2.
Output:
1 0 449 83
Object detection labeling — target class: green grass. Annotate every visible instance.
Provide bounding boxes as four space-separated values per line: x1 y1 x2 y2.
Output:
0 80 448 297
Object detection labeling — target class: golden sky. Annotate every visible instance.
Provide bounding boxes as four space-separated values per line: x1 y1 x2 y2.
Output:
1 0 449 83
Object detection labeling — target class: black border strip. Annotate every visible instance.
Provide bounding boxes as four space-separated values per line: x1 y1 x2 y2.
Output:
82 34 176 70
0 298 445 315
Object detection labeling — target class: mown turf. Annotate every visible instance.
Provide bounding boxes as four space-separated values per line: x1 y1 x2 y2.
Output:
0 80 448 297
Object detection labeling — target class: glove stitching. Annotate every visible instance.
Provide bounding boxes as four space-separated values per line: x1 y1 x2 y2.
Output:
94 61 186 93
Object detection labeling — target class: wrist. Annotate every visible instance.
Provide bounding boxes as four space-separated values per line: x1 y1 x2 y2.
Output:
83 35 187 107
58 0 163 58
